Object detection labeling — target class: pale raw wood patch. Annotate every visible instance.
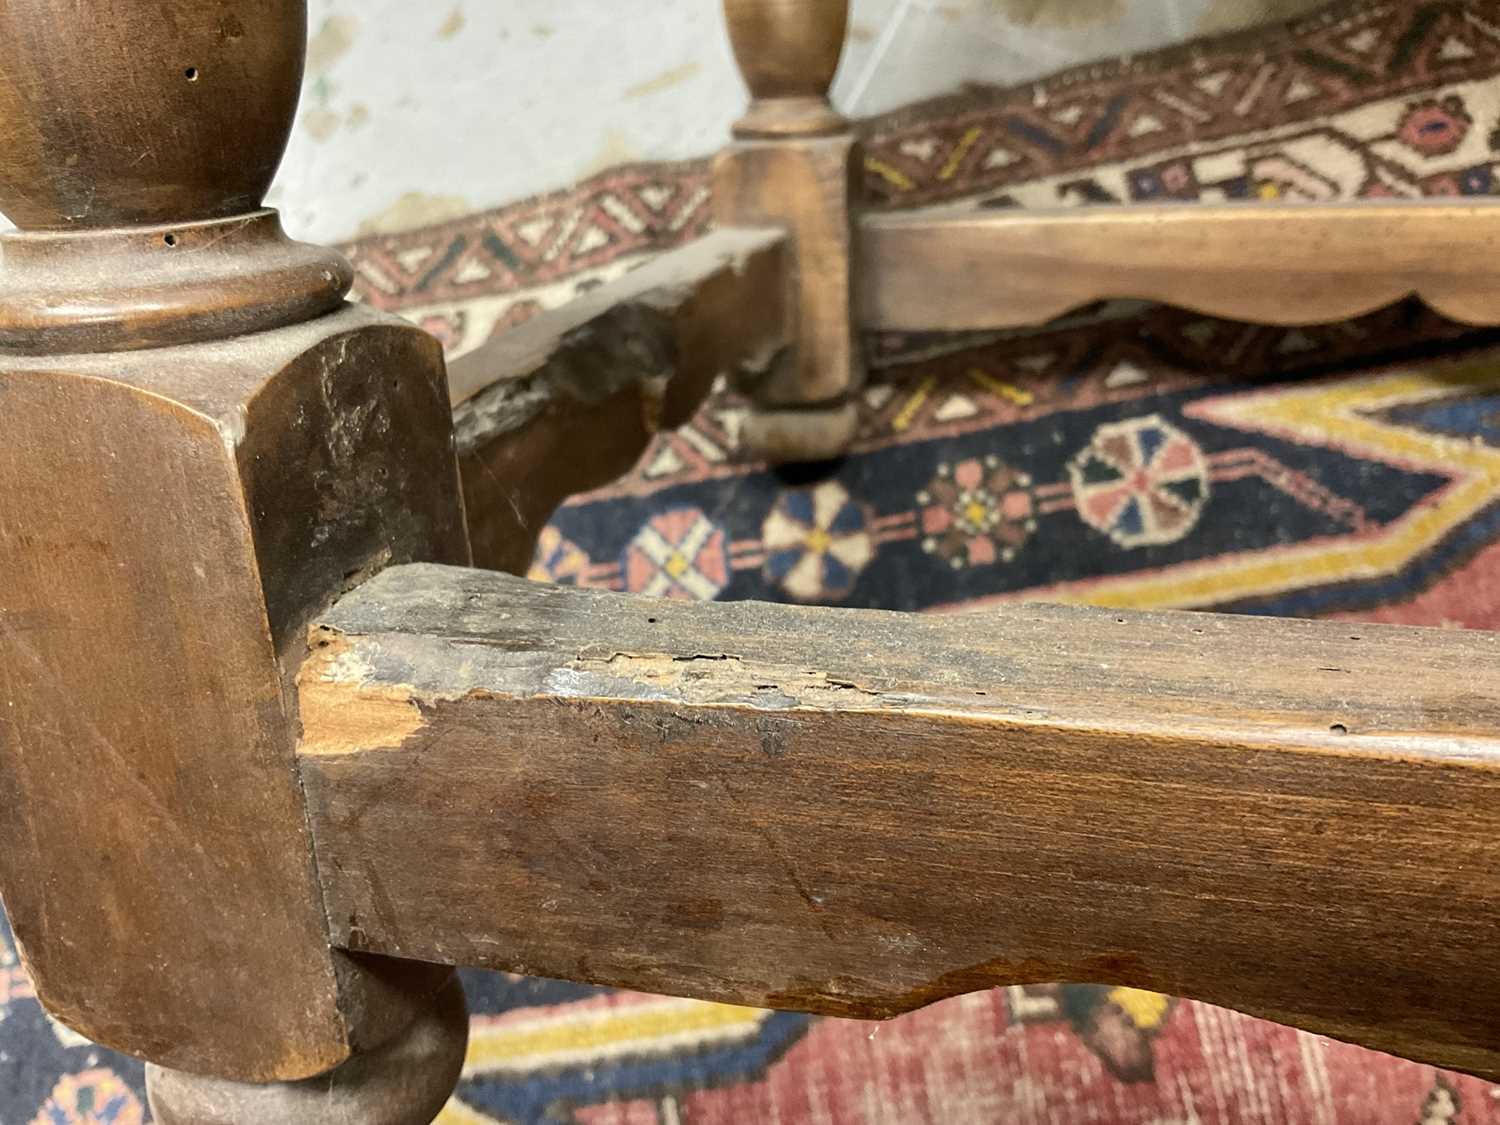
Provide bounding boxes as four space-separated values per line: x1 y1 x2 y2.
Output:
298 631 430 757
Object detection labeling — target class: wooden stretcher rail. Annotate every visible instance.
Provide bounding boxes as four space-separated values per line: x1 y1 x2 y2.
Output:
444 201 1500 544
298 564 1500 1080
859 199 1500 331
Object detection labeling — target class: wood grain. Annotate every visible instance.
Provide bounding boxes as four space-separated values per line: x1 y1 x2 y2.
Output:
0 210 352 353
723 0 848 102
715 0 860 458
448 228 788 573
0 0 349 355
715 136 862 462
300 564 1500 1080
0 0 304 229
0 0 475 1107
722 0 849 137
0 309 468 1081
860 201 1500 330
0 0 471 1087
716 139 860 409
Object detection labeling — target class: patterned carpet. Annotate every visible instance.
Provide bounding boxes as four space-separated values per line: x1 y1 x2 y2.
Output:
7 1 1500 1121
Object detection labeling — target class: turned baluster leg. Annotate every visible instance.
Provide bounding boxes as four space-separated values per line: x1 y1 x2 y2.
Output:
717 0 863 461
0 2 467 1120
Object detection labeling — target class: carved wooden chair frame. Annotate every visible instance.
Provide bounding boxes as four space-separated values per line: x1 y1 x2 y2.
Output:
4 2 1499 1121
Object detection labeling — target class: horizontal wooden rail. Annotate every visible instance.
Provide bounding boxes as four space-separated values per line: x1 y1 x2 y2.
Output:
298 565 1500 1079
446 227 787 572
443 203 1500 531
445 204 1500 511
859 200 1500 331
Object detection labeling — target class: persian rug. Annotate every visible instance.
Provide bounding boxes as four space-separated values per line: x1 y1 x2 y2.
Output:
7 1 1500 1121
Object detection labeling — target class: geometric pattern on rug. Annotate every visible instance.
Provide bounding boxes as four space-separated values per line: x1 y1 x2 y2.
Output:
539 358 1500 618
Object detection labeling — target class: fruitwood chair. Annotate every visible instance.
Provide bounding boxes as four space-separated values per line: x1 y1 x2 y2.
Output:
4 2 1500 1121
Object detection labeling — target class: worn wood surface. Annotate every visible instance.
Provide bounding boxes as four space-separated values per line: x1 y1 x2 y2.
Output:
300 564 1500 1080
0 309 468 1082
715 138 862 460
715 139 860 406
448 195 1500 472
860 201 1500 330
0 0 471 1090
448 228 787 573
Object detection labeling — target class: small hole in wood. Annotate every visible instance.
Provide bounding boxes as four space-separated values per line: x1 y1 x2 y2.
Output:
1116 617 1126 624
1349 635 1362 641
163 233 178 247
647 617 659 624
1329 723 1348 735
185 67 200 81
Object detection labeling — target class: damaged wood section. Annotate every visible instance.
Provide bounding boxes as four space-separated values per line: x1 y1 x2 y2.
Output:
0 310 467 1082
298 563 1500 1079
860 201 1500 331
446 228 788 573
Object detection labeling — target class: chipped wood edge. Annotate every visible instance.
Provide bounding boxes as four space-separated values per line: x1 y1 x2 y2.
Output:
298 628 431 758
447 227 789 573
447 226 789 443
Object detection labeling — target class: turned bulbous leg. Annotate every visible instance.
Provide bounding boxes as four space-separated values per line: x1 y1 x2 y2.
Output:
146 973 469 1125
718 0 863 462
742 401 860 463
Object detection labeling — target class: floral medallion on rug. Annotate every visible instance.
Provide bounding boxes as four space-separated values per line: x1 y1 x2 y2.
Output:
6 2 1500 1122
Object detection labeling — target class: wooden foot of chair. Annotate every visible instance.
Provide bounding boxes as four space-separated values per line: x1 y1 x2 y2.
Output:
145 973 468 1125
742 399 859 462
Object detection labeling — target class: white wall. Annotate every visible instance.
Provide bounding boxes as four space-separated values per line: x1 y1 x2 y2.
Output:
0 1 1325 241
268 0 1325 244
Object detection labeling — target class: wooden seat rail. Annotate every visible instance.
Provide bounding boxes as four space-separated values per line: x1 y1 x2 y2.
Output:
300 563 1500 1081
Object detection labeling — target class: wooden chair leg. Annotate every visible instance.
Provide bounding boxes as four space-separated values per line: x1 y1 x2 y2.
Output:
145 973 468 1125
717 0 862 461
0 1 470 1115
